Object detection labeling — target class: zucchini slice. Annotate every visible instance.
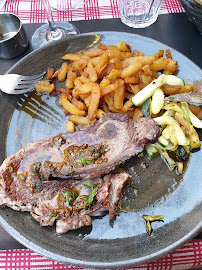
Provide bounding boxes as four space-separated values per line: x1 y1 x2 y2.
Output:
154 116 190 146
188 108 202 129
132 75 185 107
163 75 185 86
151 88 165 114
132 74 166 107
145 144 159 159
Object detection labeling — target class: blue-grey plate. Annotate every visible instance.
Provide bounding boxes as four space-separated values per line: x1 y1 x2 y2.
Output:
0 32 201 268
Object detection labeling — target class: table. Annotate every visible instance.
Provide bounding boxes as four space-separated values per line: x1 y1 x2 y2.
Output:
0 7 202 270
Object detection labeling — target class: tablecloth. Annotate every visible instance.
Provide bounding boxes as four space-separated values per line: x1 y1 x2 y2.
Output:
0 0 202 270
0 240 201 270
0 0 184 23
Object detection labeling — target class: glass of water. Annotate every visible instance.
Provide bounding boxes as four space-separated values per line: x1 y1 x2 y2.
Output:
119 0 164 28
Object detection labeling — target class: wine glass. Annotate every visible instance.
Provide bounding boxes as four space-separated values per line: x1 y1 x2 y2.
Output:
31 0 80 50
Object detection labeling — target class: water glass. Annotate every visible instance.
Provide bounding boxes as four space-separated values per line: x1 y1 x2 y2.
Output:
119 0 164 28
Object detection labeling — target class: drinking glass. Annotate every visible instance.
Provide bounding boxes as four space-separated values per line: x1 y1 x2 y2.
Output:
119 0 164 28
31 0 79 50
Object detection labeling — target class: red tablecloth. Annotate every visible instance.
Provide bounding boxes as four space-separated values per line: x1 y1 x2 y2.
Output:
1 0 184 23
0 240 201 270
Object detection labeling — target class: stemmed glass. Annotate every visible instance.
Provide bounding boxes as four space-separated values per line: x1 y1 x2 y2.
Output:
31 0 80 50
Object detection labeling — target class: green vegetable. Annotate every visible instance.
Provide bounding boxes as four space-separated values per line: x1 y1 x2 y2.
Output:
145 144 159 159
50 210 57 217
142 98 151 118
163 75 185 86
187 107 202 129
146 221 152 236
142 215 164 236
142 215 164 222
132 75 184 107
157 147 176 170
132 74 166 107
151 88 165 115
154 116 190 146
158 135 169 147
180 102 191 123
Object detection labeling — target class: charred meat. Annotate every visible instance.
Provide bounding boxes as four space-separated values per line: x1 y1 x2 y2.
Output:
0 169 129 234
0 113 159 185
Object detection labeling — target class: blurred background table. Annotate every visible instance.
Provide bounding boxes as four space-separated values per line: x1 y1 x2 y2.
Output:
0 0 202 269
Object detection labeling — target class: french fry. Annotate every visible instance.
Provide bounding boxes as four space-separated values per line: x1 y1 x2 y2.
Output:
83 48 105 57
114 79 125 110
133 108 143 121
88 84 101 121
127 84 140 95
107 46 131 60
103 101 110 113
124 75 140 84
84 94 92 107
109 58 123 69
100 78 111 88
140 73 153 86
35 81 55 93
122 99 134 113
58 62 69 82
66 67 77 89
164 58 179 72
69 115 89 126
59 93 86 116
165 49 172 59
66 119 75 132
150 57 166 71
104 94 114 108
107 68 120 82
188 104 202 116
89 56 102 67
85 62 98 82
116 42 131 52
71 97 87 110
142 65 153 77
46 67 55 80
71 58 88 71
101 83 119 96
121 59 143 78
96 53 109 73
77 82 93 95
62 53 82 61
123 55 155 66
97 43 107 50
162 84 197 95
96 109 105 119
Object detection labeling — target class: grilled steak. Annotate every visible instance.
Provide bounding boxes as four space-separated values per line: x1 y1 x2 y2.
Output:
0 169 129 234
0 113 159 185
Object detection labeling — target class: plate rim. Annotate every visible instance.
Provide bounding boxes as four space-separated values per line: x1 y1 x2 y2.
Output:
1 31 202 268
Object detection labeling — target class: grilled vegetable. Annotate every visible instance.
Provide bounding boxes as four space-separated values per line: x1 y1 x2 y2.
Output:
145 144 159 159
151 88 165 114
154 116 190 146
132 75 185 107
142 98 151 118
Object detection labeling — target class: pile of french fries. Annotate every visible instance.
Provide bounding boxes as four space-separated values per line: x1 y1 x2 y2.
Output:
35 41 201 133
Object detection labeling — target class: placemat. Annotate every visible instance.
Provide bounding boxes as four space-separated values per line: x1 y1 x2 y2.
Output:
0 0 184 23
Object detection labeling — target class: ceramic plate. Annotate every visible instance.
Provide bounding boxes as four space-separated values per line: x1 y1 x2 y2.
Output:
0 32 201 268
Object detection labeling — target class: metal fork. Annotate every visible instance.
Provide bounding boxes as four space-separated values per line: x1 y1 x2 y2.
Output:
0 72 46 94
